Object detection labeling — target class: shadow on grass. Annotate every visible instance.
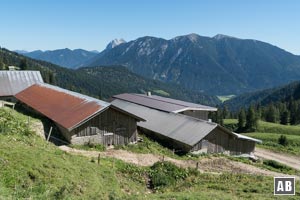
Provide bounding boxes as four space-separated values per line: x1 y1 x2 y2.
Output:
14 103 69 146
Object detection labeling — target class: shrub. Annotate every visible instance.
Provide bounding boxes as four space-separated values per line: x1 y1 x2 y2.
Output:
278 135 288 146
0 108 33 135
85 141 106 151
263 160 291 172
149 161 189 189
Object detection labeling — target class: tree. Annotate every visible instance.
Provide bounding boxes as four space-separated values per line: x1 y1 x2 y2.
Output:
280 110 289 125
237 108 246 130
278 135 288 146
0 60 5 70
48 71 55 84
265 103 279 123
245 106 258 131
19 58 27 70
209 108 224 126
289 101 299 125
222 106 229 119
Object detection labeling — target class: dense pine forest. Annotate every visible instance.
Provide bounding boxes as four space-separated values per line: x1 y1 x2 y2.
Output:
212 99 300 133
0 47 220 105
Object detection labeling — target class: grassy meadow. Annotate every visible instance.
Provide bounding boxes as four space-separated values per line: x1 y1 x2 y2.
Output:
224 119 300 156
1 107 300 199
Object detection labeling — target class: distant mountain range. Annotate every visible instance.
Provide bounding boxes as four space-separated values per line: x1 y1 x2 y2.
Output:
14 33 300 95
86 34 300 95
224 81 300 111
16 48 98 68
1 48 220 105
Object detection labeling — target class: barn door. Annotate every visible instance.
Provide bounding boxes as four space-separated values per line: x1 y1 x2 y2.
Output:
200 140 208 153
208 139 216 153
115 127 127 144
104 133 114 146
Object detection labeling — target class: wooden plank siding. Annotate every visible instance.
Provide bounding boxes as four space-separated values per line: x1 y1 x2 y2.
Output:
140 125 256 155
191 127 256 155
58 107 138 146
180 110 209 120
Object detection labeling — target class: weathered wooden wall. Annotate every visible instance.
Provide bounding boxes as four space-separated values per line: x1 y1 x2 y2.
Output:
180 110 209 120
0 96 17 102
139 125 255 155
68 107 138 146
191 127 255 155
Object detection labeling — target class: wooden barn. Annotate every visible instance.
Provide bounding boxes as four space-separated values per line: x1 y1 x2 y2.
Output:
0 70 43 102
15 83 144 146
111 99 261 155
113 93 217 121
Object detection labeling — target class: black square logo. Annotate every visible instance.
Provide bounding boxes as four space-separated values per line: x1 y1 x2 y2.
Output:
274 177 295 195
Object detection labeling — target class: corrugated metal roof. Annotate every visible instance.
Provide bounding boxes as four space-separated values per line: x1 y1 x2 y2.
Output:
113 93 217 113
111 99 218 146
112 99 261 146
15 83 110 130
0 71 44 96
232 132 262 143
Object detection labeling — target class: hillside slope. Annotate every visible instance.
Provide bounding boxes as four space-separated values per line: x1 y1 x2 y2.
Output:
0 48 220 105
18 48 97 68
1 108 298 199
224 81 300 111
87 33 300 95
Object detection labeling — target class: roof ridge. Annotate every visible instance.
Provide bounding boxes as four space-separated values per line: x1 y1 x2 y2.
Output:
35 83 110 107
133 93 197 107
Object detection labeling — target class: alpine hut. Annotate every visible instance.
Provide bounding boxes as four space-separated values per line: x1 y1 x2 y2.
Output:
15 83 144 146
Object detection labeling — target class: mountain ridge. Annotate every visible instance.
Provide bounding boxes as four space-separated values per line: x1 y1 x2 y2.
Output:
16 48 98 68
224 80 300 111
86 33 300 95
1 47 220 105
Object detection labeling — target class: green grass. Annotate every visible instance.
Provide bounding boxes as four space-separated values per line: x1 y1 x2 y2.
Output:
0 109 149 199
224 119 300 155
224 119 238 124
244 132 300 156
229 156 299 175
224 119 300 136
69 143 106 152
153 89 170 96
1 108 300 199
217 95 236 103
256 121 300 136
114 134 183 158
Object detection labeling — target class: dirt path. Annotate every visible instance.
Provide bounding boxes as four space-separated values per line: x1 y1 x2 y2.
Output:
255 147 300 170
59 145 297 179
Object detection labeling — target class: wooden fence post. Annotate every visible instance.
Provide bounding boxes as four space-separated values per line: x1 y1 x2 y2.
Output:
98 154 101 165
27 116 30 129
47 126 53 142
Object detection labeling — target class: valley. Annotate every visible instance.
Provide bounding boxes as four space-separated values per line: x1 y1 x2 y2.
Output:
0 48 220 105
2 1 300 199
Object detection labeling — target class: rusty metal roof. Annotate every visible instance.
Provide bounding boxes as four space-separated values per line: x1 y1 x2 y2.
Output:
15 83 110 130
0 71 44 96
113 93 217 113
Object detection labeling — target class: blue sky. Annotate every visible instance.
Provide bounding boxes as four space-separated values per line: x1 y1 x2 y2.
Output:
1 0 300 54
